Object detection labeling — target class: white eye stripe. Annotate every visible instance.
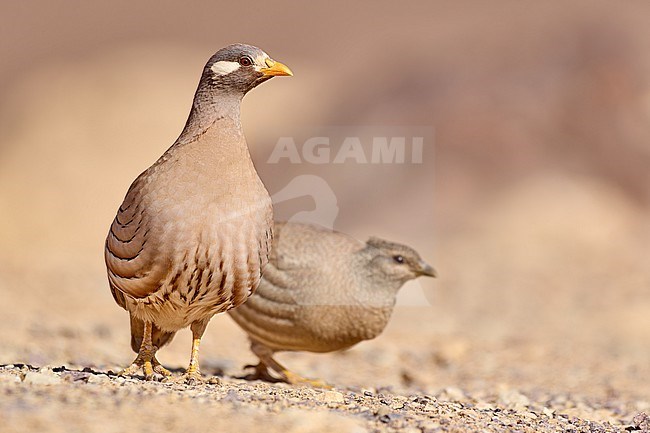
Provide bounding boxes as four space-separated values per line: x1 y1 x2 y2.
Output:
210 61 241 76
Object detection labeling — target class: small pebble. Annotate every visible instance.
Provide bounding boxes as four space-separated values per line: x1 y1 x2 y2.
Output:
376 406 391 418
441 387 465 401
543 407 555 418
320 390 345 404
475 402 495 411
24 371 62 385
87 374 111 384
0 374 21 384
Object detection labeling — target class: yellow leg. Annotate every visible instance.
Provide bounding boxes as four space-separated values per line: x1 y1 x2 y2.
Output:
185 337 202 379
177 320 209 385
281 369 332 389
120 321 170 381
249 340 331 389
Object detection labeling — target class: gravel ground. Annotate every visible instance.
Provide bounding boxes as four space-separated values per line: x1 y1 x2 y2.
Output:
0 363 647 433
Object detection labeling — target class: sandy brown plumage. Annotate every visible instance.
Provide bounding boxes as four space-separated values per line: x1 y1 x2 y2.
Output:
228 222 436 386
104 44 292 382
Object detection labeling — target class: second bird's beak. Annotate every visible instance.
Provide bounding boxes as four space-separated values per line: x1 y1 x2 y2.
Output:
260 58 293 76
418 262 437 278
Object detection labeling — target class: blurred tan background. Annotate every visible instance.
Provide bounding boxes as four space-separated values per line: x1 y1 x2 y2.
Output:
1 0 649 414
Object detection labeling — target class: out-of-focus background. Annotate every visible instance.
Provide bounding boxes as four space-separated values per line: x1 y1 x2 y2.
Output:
1 0 649 428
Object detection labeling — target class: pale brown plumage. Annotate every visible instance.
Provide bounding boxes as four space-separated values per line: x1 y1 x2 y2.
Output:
105 44 292 382
228 222 436 386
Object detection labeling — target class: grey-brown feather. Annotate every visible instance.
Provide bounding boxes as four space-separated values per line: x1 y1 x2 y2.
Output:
228 222 433 354
134 222 433 356
105 44 276 345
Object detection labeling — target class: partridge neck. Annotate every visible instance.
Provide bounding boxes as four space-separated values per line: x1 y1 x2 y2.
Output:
175 86 244 147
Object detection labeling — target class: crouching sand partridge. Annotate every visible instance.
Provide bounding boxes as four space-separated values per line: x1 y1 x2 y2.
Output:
228 222 436 387
105 44 292 383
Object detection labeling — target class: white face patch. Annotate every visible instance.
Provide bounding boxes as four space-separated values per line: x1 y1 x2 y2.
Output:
210 60 241 76
253 54 270 72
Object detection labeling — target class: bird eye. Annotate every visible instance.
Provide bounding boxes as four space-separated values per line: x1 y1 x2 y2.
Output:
239 57 253 66
393 255 405 264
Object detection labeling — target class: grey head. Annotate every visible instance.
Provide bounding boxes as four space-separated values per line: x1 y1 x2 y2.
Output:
363 237 437 284
176 44 292 144
201 43 292 96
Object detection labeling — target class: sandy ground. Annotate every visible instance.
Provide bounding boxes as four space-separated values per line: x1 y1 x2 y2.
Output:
2 364 648 433
2 2 650 432
1 183 649 432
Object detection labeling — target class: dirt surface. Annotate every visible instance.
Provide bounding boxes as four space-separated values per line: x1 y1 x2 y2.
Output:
2 2 650 432
0 363 647 433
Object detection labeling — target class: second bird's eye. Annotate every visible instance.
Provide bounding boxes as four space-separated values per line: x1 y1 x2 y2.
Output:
239 57 253 66
393 255 405 264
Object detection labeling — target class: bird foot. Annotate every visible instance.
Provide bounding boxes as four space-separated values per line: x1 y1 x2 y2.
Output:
239 363 331 388
152 362 172 378
119 353 170 382
239 363 283 383
242 363 280 382
283 370 332 389
175 368 204 386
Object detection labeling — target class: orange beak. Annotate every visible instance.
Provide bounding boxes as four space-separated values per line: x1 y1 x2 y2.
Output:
260 58 293 76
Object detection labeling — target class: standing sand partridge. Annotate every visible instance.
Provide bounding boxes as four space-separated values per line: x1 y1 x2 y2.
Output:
105 44 292 383
228 222 436 387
